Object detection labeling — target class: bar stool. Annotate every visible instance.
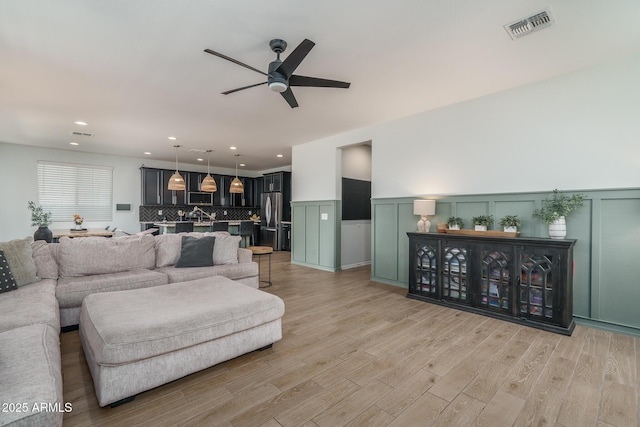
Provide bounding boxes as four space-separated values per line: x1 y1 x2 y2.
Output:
248 246 273 288
238 221 255 247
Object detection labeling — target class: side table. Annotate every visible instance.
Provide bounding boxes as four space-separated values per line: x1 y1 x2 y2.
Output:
247 246 273 288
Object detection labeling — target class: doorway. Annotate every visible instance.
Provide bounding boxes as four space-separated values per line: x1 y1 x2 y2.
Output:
340 142 372 269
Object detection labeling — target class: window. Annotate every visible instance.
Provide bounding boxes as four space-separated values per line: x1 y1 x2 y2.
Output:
37 161 113 221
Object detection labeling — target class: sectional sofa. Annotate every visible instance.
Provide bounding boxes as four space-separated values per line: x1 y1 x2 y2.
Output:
0 232 261 426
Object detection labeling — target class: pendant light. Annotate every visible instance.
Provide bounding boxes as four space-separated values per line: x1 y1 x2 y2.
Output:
200 149 217 192
229 154 244 193
168 145 185 191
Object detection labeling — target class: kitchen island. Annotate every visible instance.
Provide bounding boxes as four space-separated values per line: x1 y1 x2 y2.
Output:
152 220 260 247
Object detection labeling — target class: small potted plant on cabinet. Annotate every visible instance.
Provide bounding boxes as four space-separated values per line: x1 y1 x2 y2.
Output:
498 215 521 233
472 215 493 232
533 189 585 239
447 217 464 231
28 201 53 243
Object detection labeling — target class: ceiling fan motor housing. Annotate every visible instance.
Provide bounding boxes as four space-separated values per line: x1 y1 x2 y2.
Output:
268 60 288 92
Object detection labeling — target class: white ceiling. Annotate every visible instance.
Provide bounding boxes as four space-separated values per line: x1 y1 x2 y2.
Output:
2 1 640 171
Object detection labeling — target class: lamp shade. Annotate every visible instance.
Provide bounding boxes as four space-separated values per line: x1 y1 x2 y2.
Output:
167 171 185 191
229 177 244 193
200 174 217 192
413 200 436 216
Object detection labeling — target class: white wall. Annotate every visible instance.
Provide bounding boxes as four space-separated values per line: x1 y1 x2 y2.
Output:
292 53 640 201
341 144 372 269
0 143 251 241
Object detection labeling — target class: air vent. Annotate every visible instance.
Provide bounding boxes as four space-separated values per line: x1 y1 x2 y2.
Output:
70 131 94 137
504 8 554 40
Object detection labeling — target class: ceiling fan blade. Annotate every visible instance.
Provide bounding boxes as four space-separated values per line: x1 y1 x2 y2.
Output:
289 75 351 89
275 39 315 78
204 49 268 77
222 81 267 95
280 87 299 108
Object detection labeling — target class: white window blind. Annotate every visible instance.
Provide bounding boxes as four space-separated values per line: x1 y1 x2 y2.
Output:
37 161 113 222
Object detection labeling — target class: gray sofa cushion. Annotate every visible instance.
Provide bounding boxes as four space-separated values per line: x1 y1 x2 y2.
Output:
57 234 156 278
0 237 39 286
31 240 59 279
156 260 259 284
0 324 63 427
80 276 285 365
56 269 169 309
0 279 59 333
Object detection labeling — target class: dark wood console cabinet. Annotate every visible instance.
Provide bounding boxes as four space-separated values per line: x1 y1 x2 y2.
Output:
407 232 576 335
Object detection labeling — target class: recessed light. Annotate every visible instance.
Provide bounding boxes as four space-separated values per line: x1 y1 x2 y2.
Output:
277 154 284 158
197 158 204 162
168 136 177 140
239 163 245 167
144 152 151 155
74 121 88 126
229 146 237 150
69 142 79 146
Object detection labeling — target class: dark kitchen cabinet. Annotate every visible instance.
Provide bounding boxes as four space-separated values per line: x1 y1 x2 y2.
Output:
263 171 291 193
187 172 205 192
141 168 162 205
161 170 187 205
407 232 575 335
230 177 254 207
140 167 186 206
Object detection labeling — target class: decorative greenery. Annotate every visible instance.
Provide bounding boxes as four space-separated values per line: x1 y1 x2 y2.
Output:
472 215 494 227
27 201 52 227
498 215 521 229
533 189 585 224
447 217 464 228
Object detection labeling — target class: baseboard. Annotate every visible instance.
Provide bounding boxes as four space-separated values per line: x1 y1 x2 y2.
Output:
290 260 340 272
341 261 371 270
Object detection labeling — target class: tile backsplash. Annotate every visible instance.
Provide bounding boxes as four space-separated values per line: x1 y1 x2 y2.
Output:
139 205 256 223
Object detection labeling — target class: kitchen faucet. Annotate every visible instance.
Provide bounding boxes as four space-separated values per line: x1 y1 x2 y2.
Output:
191 206 215 222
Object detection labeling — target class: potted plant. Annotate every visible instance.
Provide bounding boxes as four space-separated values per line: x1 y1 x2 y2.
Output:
533 189 585 239
28 201 53 243
447 217 464 231
472 215 493 231
498 215 521 233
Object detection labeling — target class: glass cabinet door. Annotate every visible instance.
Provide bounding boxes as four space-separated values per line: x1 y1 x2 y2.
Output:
479 250 513 313
442 245 469 304
519 250 560 323
413 241 438 298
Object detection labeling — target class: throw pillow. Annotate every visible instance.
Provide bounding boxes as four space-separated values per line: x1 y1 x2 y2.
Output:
176 236 215 268
0 250 18 293
212 234 241 265
0 237 39 286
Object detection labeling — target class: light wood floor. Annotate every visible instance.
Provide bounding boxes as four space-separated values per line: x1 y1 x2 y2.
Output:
61 251 639 427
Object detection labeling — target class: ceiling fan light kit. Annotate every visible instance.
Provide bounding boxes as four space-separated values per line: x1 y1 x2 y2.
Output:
204 38 350 108
268 81 287 93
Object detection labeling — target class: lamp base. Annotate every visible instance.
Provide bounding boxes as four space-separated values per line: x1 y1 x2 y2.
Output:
417 217 431 233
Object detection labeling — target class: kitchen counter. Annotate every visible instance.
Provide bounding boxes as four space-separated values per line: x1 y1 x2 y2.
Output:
152 220 259 234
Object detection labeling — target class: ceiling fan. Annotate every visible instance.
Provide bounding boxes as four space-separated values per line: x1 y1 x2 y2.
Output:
204 38 350 108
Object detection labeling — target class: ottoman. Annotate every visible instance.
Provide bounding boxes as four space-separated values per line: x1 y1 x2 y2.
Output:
79 275 285 407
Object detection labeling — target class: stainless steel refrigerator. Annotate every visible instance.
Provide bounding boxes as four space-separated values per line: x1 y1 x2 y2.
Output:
260 192 282 250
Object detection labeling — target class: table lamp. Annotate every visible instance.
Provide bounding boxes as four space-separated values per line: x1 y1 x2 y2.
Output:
414 200 436 233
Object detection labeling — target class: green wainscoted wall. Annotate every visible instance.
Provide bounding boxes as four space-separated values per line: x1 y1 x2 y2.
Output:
371 189 640 336
291 201 341 272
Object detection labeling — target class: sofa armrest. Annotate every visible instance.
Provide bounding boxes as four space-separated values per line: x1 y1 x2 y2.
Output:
237 248 253 264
